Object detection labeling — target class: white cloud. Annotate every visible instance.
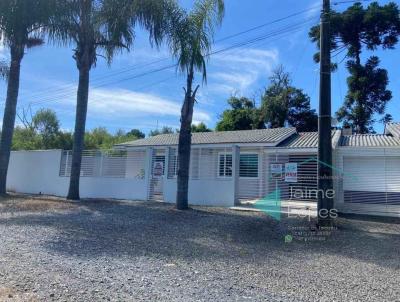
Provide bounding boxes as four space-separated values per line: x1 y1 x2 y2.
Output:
210 72 258 93
86 87 211 123
207 47 279 95
213 48 278 70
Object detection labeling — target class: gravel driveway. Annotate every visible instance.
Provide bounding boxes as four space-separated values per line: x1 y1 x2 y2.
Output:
0 195 399 301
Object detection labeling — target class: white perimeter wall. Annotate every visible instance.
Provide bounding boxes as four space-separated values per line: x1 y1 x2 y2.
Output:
7 150 147 200
6 149 234 206
163 178 235 207
7 148 400 217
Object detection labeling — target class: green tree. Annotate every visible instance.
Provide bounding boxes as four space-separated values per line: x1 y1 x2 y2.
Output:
126 129 145 139
0 0 56 194
84 127 113 150
56 131 74 150
12 127 41 151
191 122 211 132
309 1 400 133
50 0 175 200
169 0 224 209
11 108 140 150
32 109 61 149
15 108 70 150
261 66 318 132
112 129 143 146
85 127 143 149
287 90 318 132
149 126 175 137
216 96 264 131
336 57 391 133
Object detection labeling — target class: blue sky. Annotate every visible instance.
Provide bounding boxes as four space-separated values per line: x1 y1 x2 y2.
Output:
0 0 399 135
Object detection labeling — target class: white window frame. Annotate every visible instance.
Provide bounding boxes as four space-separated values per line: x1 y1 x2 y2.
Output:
239 152 259 179
218 152 233 178
171 154 178 178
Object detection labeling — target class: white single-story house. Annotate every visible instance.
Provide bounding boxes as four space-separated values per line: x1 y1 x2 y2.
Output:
6 123 400 217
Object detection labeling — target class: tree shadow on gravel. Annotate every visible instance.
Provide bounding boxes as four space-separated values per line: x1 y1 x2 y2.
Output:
0 198 399 269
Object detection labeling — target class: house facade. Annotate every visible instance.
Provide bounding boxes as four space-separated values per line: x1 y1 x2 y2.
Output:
6 123 400 217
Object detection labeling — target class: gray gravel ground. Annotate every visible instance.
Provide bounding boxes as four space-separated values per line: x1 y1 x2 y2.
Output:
0 195 399 302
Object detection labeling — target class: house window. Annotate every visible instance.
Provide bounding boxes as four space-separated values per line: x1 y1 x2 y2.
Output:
218 153 232 177
171 155 178 176
240 154 259 178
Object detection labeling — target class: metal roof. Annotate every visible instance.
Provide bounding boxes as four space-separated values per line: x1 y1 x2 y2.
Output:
116 127 297 147
339 134 400 147
385 123 400 138
277 130 340 148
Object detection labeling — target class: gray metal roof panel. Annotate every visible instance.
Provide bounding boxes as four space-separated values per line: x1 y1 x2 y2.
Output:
385 122 400 138
277 130 339 148
116 127 297 147
339 134 400 147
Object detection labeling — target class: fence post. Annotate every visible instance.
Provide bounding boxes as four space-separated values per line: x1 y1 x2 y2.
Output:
232 145 240 206
65 151 69 177
99 151 104 177
144 147 154 201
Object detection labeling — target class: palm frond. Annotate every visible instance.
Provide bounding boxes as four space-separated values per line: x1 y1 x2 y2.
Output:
26 37 44 48
0 0 57 50
0 60 9 80
48 0 177 67
169 0 224 82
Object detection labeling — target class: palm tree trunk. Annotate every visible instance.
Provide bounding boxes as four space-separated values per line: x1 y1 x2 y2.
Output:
176 65 198 210
67 66 90 200
0 46 24 194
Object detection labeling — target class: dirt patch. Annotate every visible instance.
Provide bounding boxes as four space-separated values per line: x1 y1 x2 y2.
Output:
0 194 78 212
0 287 38 302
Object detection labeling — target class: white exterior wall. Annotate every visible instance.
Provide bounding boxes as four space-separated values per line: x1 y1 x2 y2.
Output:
7 150 147 200
6 147 400 217
162 146 235 207
334 147 400 217
7 150 68 196
163 178 235 207
6 149 233 206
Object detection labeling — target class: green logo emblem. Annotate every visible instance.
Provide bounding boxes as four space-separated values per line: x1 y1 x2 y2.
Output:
284 234 293 243
254 189 281 221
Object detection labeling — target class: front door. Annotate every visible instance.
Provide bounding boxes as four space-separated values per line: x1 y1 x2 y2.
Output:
149 151 165 201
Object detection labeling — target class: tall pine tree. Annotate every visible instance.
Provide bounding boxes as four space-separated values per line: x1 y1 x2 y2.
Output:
309 1 400 133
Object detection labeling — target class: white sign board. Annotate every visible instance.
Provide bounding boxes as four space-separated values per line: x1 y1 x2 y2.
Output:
153 161 164 178
270 163 283 179
285 163 298 183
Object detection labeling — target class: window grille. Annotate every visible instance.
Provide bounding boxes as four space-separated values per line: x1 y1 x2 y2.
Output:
218 153 233 177
239 154 259 178
189 147 233 180
59 149 145 178
167 148 178 179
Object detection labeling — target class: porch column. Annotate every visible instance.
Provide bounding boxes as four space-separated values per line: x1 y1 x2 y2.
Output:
232 145 240 206
144 147 154 201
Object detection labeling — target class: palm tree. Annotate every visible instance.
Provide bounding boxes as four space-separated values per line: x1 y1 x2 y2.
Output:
49 0 178 200
0 61 9 80
169 0 224 210
0 0 55 194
